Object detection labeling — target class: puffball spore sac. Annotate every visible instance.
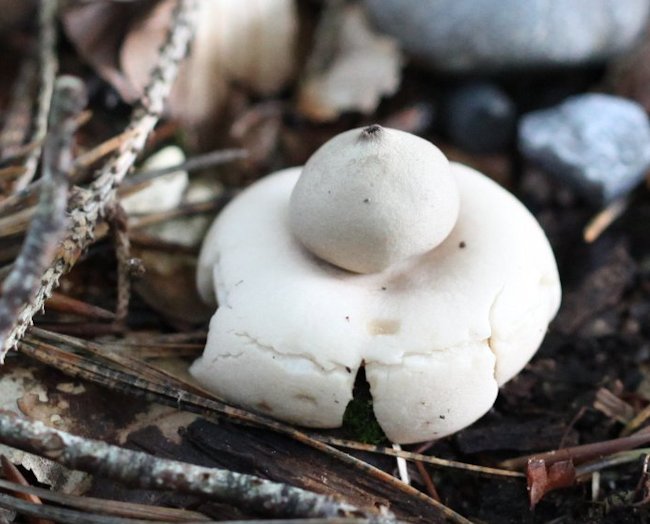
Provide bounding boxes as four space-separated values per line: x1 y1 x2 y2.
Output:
289 125 460 273
192 126 561 444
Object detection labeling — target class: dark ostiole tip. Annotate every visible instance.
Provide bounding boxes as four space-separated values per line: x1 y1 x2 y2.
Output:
360 124 384 141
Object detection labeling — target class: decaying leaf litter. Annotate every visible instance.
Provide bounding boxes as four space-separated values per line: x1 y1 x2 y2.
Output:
1 1 650 523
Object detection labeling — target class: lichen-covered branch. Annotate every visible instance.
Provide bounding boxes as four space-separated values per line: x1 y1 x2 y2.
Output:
12 0 59 192
0 411 389 521
0 0 199 356
0 76 86 361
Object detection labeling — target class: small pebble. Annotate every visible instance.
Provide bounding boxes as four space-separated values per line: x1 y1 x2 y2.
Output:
364 0 650 72
122 146 188 215
519 94 650 205
443 82 516 153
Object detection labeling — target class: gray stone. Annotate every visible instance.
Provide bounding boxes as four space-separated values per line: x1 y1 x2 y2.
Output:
443 82 517 154
519 94 650 205
364 0 650 72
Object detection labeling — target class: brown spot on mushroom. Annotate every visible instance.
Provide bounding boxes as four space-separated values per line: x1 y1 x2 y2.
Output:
367 319 400 335
459 241 466 248
294 393 318 405
256 401 273 412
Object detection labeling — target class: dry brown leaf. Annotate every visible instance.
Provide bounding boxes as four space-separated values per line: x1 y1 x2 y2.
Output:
297 3 402 121
527 458 576 508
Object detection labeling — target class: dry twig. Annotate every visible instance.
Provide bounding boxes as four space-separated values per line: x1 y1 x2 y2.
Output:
0 491 188 524
45 292 115 320
0 478 209 522
0 76 86 361
315 436 524 478
583 196 629 243
108 204 134 323
500 430 650 470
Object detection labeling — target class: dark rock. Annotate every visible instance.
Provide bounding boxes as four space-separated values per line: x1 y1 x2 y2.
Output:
442 82 516 153
519 94 650 205
364 0 650 72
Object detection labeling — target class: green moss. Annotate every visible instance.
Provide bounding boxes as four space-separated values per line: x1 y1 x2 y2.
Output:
342 397 387 445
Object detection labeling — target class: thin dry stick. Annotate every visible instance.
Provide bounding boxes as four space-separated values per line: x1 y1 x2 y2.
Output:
0 0 200 357
0 492 178 524
414 461 441 502
72 128 140 178
392 444 410 485
127 196 228 228
0 478 209 522
314 437 524 478
0 411 390 522
0 140 44 169
12 0 59 193
1 145 244 216
123 148 248 187
45 293 116 320
0 181 41 218
574 447 650 478
0 76 87 361
0 206 36 238
623 405 650 437
500 431 650 470
0 166 27 181
108 204 133 323
583 196 629 243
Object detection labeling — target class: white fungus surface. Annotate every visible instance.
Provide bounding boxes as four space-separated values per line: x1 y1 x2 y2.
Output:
193 162 561 444
290 126 459 273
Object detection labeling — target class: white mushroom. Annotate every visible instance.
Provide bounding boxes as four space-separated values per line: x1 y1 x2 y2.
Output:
290 125 458 273
193 126 561 444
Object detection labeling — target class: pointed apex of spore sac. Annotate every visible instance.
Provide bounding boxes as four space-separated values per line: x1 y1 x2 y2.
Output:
360 124 384 141
290 126 459 273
